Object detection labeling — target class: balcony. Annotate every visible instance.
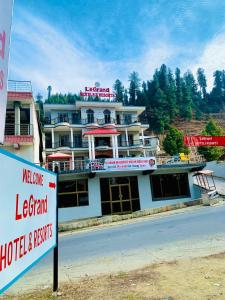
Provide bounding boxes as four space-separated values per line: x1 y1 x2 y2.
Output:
7 80 33 100
45 141 89 149
45 155 206 173
4 123 33 135
45 137 154 150
44 116 149 126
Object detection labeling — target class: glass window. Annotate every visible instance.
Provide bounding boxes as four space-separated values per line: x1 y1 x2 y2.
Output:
150 173 190 201
103 109 111 124
58 179 89 208
86 109 94 123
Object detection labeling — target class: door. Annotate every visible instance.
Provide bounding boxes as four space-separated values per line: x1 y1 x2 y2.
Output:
100 176 140 215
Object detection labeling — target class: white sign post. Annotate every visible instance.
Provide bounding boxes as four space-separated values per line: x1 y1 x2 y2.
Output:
0 149 57 294
0 0 14 144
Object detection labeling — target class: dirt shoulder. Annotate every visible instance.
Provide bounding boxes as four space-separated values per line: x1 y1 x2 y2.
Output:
4 252 225 300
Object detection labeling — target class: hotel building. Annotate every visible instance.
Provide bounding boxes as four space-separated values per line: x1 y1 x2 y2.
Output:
43 97 205 222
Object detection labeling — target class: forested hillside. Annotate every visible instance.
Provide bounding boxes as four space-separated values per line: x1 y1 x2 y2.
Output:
42 64 225 133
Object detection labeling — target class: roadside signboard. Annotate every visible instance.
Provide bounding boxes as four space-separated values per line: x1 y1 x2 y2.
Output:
184 135 225 147
0 149 57 294
0 0 14 144
89 157 157 172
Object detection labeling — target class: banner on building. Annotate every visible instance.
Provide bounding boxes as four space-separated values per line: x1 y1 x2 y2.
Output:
184 135 225 147
89 157 157 172
0 0 14 144
0 149 57 294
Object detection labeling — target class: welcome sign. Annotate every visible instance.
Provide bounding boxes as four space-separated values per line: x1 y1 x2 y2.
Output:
0 149 57 294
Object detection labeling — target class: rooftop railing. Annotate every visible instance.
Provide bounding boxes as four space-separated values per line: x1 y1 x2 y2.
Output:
44 116 149 126
8 80 32 93
45 154 205 173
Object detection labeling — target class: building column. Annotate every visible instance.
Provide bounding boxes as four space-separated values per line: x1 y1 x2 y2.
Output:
29 103 33 135
125 128 129 146
88 135 92 160
70 127 73 148
141 128 144 145
115 135 119 158
125 128 129 157
71 151 75 170
91 136 95 159
51 128 54 149
14 102 20 135
112 135 116 158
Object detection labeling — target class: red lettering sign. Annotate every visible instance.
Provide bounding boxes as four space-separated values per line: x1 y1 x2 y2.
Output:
184 136 225 146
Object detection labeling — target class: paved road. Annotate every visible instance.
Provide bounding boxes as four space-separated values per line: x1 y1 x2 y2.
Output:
6 204 225 294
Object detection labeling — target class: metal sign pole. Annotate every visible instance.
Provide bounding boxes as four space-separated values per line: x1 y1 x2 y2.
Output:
53 165 59 292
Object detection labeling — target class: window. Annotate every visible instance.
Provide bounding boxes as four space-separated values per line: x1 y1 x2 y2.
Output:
59 135 69 147
86 109 94 123
150 173 190 200
58 113 69 123
73 134 82 147
72 111 81 124
58 179 89 208
124 114 132 124
128 134 134 146
45 133 52 148
103 109 111 124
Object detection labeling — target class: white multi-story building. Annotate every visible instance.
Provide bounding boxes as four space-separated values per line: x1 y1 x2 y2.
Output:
0 80 41 164
43 98 205 222
43 100 159 170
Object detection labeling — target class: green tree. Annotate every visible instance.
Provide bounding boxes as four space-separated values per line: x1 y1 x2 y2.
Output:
198 120 225 161
113 79 124 103
197 68 207 101
128 71 141 105
163 126 189 155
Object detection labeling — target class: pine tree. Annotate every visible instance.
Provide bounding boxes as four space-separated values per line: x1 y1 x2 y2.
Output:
197 68 207 101
128 71 141 105
163 126 189 155
113 79 124 103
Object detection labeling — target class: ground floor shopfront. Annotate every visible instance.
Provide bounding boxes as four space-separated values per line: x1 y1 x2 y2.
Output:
58 166 203 223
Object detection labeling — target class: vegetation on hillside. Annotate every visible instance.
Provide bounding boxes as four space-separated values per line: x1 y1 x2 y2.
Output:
38 65 225 133
198 120 225 161
163 127 189 156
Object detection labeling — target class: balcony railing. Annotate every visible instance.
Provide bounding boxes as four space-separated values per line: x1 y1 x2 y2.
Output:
4 123 33 135
8 80 32 93
44 116 149 126
45 155 206 173
45 138 153 149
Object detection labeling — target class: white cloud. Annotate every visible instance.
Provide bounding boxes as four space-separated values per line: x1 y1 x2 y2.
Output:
9 12 120 97
8 11 180 97
190 30 225 90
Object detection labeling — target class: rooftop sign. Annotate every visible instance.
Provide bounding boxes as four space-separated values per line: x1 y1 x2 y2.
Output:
0 149 57 294
0 1 13 144
80 86 116 98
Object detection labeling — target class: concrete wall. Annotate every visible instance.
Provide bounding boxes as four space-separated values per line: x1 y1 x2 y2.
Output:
59 170 201 222
206 161 225 179
138 172 200 210
59 176 102 222
2 145 34 162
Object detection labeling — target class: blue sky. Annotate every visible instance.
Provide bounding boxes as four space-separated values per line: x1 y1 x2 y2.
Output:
9 0 225 98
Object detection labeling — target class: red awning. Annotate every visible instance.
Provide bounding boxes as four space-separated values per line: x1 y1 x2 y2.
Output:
84 128 120 136
47 152 72 159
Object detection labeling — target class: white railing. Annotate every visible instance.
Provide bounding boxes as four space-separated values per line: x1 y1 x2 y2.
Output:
45 155 205 173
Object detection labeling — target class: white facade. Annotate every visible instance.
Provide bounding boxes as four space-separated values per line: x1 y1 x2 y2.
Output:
43 100 159 171
0 80 41 164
